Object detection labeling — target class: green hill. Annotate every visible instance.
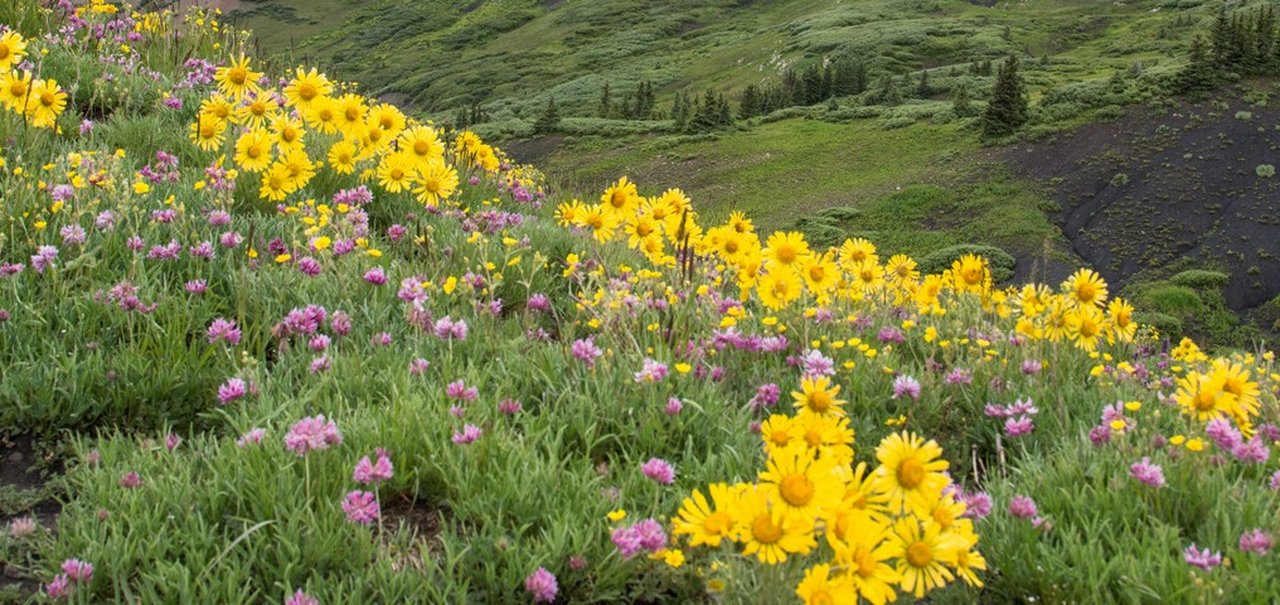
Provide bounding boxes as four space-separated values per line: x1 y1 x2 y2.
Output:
213 0 1280 345
4 2 1280 603
229 0 1203 116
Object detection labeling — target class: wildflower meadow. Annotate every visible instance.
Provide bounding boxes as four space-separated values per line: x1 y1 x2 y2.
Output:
0 2 1278 604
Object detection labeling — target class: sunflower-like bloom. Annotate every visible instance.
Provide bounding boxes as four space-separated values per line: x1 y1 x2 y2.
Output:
672 483 741 548
886 517 967 598
0 31 29 72
215 54 261 100
1062 267 1108 308
600 176 640 218
413 159 459 208
234 129 273 173
26 78 67 129
873 431 950 516
758 264 802 310
730 487 816 565
282 67 332 110
764 231 811 266
791 375 847 418
759 444 844 519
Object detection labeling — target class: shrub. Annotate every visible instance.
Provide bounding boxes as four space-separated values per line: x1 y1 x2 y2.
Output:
795 222 848 250
1132 311 1183 338
918 244 1017 283
1168 269 1230 290
814 206 863 223
1250 293 1280 332
1133 284 1205 315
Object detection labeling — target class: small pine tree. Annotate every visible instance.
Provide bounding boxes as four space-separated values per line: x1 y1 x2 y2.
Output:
738 84 763 119
915 70 932 98
717 93 733 126
639 81 656 119
803 66 823 105
951 84 972 117
1256 7 1276 73
620 93 635 120
598 82 613 118
1210 8 1233 66
763 84 786 113
1176 35 1217 94
981 54 1028 138
533 96 560 134
672 91 689 129
883 76 902 106
784 69 806 105
689 88 721 131
467 101 487 125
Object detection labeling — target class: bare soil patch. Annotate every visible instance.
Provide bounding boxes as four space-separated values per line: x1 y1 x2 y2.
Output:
1004 88 1280 310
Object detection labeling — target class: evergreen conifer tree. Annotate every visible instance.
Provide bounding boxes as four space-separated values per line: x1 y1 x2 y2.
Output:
1176 35 1217 94
915 70 932 98
598 82 613 118
533 96 560 134
738 84 762 119
951 84 972 117
981 54 1028 137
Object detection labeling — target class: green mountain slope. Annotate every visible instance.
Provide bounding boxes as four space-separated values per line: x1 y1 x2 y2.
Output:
219 0 1280 344
228 0 1209 117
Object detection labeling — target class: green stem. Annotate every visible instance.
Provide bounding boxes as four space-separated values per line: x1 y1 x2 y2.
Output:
304 455 311 505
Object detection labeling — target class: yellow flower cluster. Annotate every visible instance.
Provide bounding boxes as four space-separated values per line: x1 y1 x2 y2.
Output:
569 178 1139 353
1174 356 1262 433
674 390 984 604
192 60 501 207
0 31 67 129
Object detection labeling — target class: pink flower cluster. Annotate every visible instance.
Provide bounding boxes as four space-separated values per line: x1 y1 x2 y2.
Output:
948 484 993 520
749 383 782 411
571 337 603 367
432 316 468 340
45 558 93 600
341 490 379 525
1008 495 1049 529
891 375 921 401
984 398 1038 438
633 358 668 383
285 588 319 605
1183 544 1222 571
452 424 482 445
524 567 558 603
283 415 342 456
1129 457 1165 489
353 450 394 485
1206 418 1271 464
641 457 675 484
207 317 242 345
611 518 667 559
218 378 256 405
446 380 479 401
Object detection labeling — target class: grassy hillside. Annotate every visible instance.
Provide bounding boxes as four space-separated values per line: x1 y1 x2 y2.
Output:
228 0 1210 116
3 2 1280 604
220 0 1280 342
